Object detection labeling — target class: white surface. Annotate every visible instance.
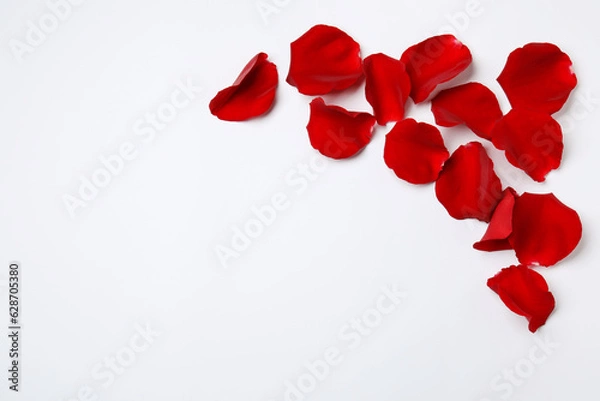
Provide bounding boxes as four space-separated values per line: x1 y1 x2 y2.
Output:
0 0 599 400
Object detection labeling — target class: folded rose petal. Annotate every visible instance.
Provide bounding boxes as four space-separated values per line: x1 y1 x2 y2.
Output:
435 142 503 222
364 53 411 125
431 82 503 140
383 119 449 184
474 188 518 252
509 193 582 267
497 43 577 114
286 24 363 95
400 35 472 103
487 265 555 333
209 53 278 121
307 98 376 159
491 109 563 182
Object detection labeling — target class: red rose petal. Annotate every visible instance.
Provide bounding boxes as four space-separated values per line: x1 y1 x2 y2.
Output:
400 35 472 103
383 119 449 184
509 193 582 267
307 98 376 159
286 24 363 95
435 142 503 222
473 188 518 252
364 53 411 125
431 82 503 140
497 43 577 114
209 52 278 121
491 109 563 182
487 265 555 333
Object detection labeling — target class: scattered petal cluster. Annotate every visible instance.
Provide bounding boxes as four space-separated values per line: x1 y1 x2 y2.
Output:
286 24 364 95
209 53 278 121
209 25 583 332
435 141 502 222
364 53 411 125
400 35 472 103
431 82 502 140
491 109 563 182
487 265 556 333
497 43 577 114
307 98 376 159
384 119 448 184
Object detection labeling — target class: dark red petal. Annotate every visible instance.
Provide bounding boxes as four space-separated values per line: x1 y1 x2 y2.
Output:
400 35 472 103
435 142 503 222
307 98 376 159
209 53 278 121
383 119 449 184
509 193 582 267
497 43 577 114
474 188 518 252
364 53 411 125
431 82 503 140
487 265 555 333
286 25 363 95
491 109 563 182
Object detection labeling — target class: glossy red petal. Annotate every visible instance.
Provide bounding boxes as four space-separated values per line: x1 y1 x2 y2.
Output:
491 109 563 182
307 98 376 159
383 119 449 184
435 142 503 222
364 53 411 125
286 25 363 95
400 35 472 103
209 53 278 121
487 265 555 333
497 43 577 114
509 193 582 267
431 82 503 140
474 188 518 252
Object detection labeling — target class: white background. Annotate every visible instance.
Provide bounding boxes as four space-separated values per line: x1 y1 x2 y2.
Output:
1 0 599 400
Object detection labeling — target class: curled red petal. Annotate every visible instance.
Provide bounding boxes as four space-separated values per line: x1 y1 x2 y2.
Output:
474 188 518 252
400 35 472 103
491 109 563 182
383 119 449 184
497 43 577 114
364 53 411 125
431 82 503 140
435 142 503 222
487 265 555 333
509 193 582 267
307 98 376 159
209 53 278 121
286 25 363 95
